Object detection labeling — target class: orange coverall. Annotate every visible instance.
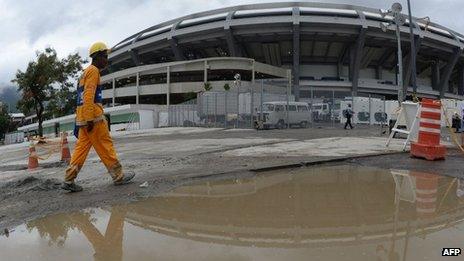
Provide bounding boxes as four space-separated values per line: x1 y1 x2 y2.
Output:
65 65 124 183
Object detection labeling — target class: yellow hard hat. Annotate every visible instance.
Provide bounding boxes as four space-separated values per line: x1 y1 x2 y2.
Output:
89 42 110 57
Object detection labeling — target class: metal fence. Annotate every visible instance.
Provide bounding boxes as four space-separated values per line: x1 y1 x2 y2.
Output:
302 88 390 129
168 80 293 129
167 85 392 130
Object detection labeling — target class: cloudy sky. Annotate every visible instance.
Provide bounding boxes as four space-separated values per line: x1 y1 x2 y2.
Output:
0 0 462 90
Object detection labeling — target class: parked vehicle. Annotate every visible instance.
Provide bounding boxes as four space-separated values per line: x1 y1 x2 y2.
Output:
332 102 341 121
311 103 331 121
255 101 311 129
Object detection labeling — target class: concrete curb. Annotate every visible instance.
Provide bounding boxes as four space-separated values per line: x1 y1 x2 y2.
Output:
250 151 408 173
159 151 409 183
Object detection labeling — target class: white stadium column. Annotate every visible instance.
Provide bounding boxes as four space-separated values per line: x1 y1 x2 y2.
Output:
136 72 140 105
112 78 115 107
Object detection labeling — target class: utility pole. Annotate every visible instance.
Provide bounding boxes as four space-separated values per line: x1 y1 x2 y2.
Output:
395 22 404 103
380 3 406 104
407 0 417 95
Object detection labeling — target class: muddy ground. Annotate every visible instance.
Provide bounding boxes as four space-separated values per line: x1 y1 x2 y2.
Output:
0 124 463 231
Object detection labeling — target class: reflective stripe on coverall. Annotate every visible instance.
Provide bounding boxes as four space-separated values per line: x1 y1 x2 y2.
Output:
65 65 123 182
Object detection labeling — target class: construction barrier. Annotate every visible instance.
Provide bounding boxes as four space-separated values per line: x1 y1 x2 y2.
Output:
410 99 446 161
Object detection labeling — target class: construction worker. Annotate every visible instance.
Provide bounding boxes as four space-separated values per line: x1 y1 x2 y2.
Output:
61 42 134 192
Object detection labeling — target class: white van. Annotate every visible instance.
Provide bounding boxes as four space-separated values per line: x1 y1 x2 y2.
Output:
255 101 311 129
311 103 330 121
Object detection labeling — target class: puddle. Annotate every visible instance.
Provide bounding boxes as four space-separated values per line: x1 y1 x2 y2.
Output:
1 165 464 261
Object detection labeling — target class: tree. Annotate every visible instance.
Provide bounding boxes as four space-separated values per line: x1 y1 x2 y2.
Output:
26 211 91 247
12 48 85 137
45 86 77 119
0 104 12 139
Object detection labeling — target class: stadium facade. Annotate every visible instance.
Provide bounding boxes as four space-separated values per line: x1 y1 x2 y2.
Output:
102 1 464 107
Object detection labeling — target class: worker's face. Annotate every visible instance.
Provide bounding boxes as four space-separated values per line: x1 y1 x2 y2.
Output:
99 53 109 69
94 53 109 70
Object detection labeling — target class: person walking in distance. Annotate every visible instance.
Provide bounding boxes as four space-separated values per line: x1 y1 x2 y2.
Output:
61 42 135 192
452 112 461 133
343 104 354 130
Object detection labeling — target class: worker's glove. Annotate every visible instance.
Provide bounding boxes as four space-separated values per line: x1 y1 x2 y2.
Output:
87 121 94 132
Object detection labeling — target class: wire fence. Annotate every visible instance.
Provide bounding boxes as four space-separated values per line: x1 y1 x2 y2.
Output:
303 89 391 130
167 84 393 131
168 80 293 129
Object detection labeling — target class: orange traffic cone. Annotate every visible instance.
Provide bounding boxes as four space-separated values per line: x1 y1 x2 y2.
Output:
61 132 71 163
28 141 39 170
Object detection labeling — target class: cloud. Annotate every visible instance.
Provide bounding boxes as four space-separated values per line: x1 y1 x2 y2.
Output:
0 0 463 90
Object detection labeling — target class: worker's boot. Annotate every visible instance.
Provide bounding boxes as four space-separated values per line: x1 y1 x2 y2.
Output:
114 172 135 186
62 165 83 192
109 162 135 185
61 182 83 192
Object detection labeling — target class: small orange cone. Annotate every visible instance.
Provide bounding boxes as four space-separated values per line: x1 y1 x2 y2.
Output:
28 141 39 170
61 132 71 163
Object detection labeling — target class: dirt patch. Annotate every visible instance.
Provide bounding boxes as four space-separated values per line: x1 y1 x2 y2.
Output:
9 176 39 187
0 162 66 172
0 165 27 172
0 176 62 201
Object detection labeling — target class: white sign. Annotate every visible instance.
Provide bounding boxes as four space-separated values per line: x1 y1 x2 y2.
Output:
460 102 464 121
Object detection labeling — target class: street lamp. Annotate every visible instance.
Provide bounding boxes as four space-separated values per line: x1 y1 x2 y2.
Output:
406 0 417 97
234 73 241 128
380 3 406 104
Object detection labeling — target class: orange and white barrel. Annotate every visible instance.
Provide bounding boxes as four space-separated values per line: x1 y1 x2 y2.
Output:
411 99 446 160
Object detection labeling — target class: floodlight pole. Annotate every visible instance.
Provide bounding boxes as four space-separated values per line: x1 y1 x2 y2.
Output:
395 22 404 104
234 73 241 128
407 0 417 95
287 69 291 129
382 3 406 104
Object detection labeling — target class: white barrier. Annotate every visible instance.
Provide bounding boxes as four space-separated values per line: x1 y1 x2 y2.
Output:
4 132 25 145
340 97 389 125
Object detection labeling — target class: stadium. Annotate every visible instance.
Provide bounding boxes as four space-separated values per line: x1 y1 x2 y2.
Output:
15 1 464 136
103 1 464 107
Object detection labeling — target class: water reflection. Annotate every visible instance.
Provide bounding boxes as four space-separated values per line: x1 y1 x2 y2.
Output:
26 211 83 247
6 166 464 261
73 208 126 261
22 208 125 261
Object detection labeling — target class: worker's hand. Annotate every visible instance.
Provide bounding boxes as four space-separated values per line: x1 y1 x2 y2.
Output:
87 121 94 132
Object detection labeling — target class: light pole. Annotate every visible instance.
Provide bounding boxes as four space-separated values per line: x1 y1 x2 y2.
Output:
381 3 406 104
406 0 417 95
234 73 241 128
